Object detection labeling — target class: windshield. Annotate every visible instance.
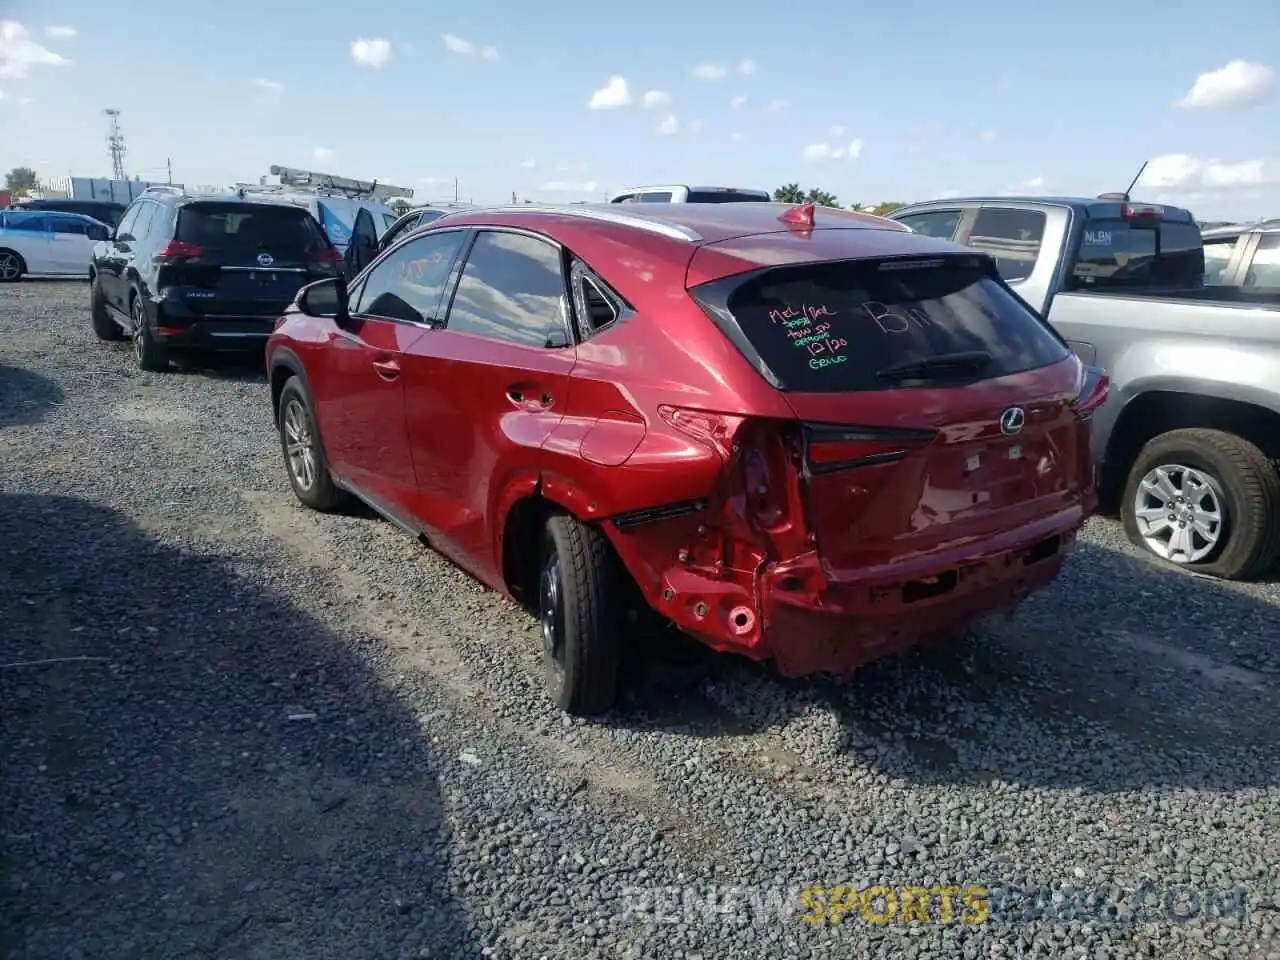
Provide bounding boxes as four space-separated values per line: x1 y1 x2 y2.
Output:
1066 219 1205 290
691 255 1070 392
686 190 771 203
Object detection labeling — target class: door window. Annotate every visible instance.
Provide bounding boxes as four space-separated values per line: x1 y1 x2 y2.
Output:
896 209 962 239
445 230 569 348
351 229 467 325
1242 234 1280 288
131 203 157 240
49 217 87 235
1201 236 1239 285
8 214 49 234
966 207 1046 282
115 205 142 239
381 213 421 250
637 192 673 202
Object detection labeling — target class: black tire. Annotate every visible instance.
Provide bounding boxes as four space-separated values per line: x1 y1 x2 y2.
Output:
277 377 348 512
130 295 169 372
1121 428 1280 580
539 514 622 715
0 248 25 283
90 276 123 341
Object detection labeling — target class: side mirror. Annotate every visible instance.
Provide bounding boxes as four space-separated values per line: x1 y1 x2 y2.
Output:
297 276 353 327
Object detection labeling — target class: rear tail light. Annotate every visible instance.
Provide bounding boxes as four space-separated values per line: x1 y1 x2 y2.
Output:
1120 202 1164 219
312 246 342 264
1071 364 1109 419
153 240 202 263
801 423 936 474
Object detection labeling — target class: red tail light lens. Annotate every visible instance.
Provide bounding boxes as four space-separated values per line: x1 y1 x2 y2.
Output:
802 423 935 474
1120 202 1164 219
312 246 342 264
153 240 201 262
1071 364 1109 419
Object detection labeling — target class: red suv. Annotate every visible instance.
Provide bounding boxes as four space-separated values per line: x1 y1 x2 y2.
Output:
266 201 1108 714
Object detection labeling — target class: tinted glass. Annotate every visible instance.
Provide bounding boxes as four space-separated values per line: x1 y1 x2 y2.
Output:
417 210 447 224
446 231 568 347
896 210 961 240
49 217 86 235
175 203 329 260
115 205 141 239
131 203 158 239
353 229 466 324
1243 234 1280 288
1066 219 1206 290
685 190 771 203
966 207 1045 282
5 214 47 232
693 255 1069 393
382 214 420 247
1202 236 1238 285
638 192 673 202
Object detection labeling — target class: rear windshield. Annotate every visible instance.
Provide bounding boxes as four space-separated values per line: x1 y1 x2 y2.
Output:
686 190 771 203
1066 219 1205 290
693 255 1070 393
175 203 329 259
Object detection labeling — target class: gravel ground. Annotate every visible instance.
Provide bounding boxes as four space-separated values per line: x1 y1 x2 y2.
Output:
2 279 1278 960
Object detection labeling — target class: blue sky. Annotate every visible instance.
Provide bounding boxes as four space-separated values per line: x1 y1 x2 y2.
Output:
1 0 1277 218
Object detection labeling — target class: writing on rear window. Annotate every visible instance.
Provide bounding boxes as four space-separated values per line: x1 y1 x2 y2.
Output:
1084 230 1113 245
768 305 850 369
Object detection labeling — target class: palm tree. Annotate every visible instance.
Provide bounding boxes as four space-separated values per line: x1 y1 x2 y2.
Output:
773 183 804 203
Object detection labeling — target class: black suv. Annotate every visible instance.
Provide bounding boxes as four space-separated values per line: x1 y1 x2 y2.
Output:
89 188 342 371
10 198 127 227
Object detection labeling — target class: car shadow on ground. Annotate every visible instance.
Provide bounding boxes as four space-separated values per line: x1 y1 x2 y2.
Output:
0 493 479 959
171 352 269 384
615 540 1280 793
0 364 64 428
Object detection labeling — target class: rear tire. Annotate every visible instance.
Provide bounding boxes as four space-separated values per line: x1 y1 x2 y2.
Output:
90 276 123 341
277 377 349 512
1121 428 1280 580
131 296 169 372
0 249 25 283
539 514 623 715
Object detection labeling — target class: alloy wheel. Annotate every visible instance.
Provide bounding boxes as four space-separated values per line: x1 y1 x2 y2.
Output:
131 303 145 363
0 252 20 281
540 554 566 689
282 397 318 491
1132 463 1225 564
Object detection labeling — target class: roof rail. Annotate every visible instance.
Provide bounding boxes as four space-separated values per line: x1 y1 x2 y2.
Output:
263 164 414 201
140 184 186 199
462 203 704 242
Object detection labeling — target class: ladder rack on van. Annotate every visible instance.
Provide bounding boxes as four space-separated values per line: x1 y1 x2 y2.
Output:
247 164 414 202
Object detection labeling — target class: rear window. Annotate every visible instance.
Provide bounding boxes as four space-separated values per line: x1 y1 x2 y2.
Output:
1066 219 1205 290
692 255 1070 393
175 203 329 258
686 190 771 203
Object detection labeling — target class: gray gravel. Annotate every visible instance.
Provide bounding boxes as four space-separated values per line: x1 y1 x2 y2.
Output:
2 279 1278 960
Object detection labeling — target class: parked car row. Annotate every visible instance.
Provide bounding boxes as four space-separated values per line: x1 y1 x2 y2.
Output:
0 209 111 281
62 185 1280 714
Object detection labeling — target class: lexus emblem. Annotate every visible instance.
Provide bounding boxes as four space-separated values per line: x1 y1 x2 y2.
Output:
999 406 1026 436
257 252 275 267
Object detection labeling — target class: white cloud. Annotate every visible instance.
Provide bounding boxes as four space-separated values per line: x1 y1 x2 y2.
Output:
764 97 789 114
692 63 728 81
737 59 756 75
1137 152 1280 190
730 95 748 108
519 158 536 169
44 25 76 39
1024 175 1046 191
845 138 863 160
802 143 833 162
588 75 630 109
313 147 335 163
350 37 392 68
1175 60 1274 110
251 78 285 93
0 20 71 79
540 180 598 193
802 138 862 162
481 46 499 61
656 114 679 136
442 34 473 54
642 89 670 107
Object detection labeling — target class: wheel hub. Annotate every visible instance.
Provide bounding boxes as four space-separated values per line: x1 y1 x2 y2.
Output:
1132 463 1225 564
540 559 562 661
282 398 316 491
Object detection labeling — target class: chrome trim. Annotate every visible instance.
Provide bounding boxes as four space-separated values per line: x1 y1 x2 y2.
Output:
221 265 308 274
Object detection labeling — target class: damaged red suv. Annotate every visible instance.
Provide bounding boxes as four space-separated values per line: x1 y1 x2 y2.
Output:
266 201 1107 714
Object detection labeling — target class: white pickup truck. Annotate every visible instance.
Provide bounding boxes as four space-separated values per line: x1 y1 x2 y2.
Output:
608 185 771 204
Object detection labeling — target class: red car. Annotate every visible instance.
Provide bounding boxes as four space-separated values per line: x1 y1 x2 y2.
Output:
266 201 1108 714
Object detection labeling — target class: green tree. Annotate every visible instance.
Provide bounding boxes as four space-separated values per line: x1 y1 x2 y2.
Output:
773 183 804 203
805 187 840 208
5 166 39 194
863 201 909 216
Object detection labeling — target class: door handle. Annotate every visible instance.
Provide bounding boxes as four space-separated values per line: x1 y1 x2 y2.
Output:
371 358 401 380
506 388 553 409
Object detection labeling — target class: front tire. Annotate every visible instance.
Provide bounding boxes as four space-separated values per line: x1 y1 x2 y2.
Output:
539 514 622 715
131 296 169 372
1121 428 1280 580
90 276 123 341
277 377 348 512
0 249 25 283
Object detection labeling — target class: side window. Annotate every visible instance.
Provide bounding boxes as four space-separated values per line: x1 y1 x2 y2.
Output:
569 261 622 337
131 203 157 240
445 230 569 348
11 215 48 233
896 209 961 239
382 212 398 231
1201 236 1239 285
637 192 673 202
351 229 466 324
115 204 142 239
50 218 87 236
966 207 1046 283
1243 234 1280 289
382 214 420 248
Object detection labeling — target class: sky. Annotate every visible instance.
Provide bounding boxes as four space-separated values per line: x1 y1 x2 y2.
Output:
0 0 1277 219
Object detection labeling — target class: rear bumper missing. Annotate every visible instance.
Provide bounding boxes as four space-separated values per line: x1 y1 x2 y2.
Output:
637 507 1082 678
